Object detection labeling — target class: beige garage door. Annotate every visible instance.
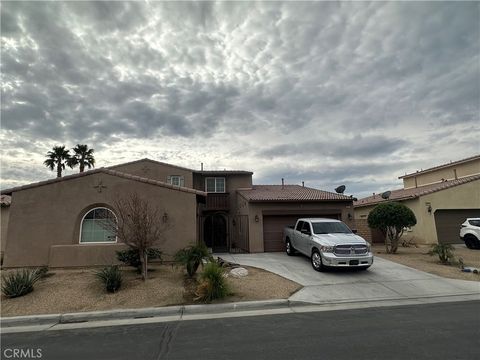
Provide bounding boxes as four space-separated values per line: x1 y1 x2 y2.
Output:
263 214 340 252
434 209 480 244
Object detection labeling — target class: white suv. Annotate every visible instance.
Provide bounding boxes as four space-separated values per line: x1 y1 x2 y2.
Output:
460 218 480 249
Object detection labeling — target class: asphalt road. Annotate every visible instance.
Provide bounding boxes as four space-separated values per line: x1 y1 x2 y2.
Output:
2 301 479 360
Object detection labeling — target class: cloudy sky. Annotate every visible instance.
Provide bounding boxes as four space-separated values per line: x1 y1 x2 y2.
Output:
1 1 479 198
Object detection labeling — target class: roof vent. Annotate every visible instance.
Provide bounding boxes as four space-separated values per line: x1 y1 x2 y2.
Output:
281 178 284 189
335 185 346 194
381 191 391 199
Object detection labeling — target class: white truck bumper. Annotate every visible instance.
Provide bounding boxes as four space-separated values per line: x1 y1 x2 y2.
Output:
321 252 374 267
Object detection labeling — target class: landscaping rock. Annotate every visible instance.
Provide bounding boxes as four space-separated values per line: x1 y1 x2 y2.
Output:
230 267 248 278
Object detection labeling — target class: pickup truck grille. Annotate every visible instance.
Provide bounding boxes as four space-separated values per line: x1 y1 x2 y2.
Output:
334 244 368 256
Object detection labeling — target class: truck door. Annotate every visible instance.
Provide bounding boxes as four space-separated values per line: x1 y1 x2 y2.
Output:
292 221 304 251
299 221 313 254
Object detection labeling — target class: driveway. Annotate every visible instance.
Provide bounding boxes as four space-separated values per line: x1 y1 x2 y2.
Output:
216 252 480 304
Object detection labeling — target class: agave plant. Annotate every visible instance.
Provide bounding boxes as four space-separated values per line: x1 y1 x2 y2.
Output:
2 268 43 298
94 266 122 293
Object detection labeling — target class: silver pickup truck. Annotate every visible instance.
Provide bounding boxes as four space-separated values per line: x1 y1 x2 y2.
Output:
283 218 373 271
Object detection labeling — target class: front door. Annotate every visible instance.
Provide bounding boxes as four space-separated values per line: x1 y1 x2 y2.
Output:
204 214 228 252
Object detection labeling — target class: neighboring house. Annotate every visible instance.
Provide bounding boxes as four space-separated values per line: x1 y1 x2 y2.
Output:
0 158 355 267
354 154 480 245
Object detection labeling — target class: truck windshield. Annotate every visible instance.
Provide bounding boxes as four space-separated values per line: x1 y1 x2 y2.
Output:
312 222 352 234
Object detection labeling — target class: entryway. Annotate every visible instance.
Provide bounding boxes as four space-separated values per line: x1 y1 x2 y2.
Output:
204 214 228 252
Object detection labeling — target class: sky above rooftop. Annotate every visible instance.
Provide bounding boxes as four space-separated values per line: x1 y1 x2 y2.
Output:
1 1 479 198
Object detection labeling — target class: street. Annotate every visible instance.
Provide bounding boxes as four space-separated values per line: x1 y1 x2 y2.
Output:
2 301 479 360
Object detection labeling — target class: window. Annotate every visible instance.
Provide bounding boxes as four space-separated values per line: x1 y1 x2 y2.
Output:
80 207 117 243
205 177 225 193
295 221 304 231
167 175 184 187
312 222 352 234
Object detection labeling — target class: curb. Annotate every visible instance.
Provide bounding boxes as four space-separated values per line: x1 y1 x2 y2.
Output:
1 299 294 329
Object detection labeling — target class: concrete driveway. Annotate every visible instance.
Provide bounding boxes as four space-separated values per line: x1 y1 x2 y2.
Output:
217 252 480 304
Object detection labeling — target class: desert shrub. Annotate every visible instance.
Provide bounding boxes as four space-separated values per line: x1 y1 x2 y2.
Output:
175 243 212 277
195 260 230 302
428 243 455 264
1 268 43 298
116 248 162 273
94 265 122 293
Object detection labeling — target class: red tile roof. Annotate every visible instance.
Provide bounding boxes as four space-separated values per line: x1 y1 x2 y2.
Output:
354 174 480 208
237 185 353 202
399 154 480 179
0 168 206 197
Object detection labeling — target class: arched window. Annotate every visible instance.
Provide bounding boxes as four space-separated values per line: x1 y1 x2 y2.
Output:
80 207 117 243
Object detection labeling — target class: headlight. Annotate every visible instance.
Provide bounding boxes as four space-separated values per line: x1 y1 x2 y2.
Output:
366 243 371 252
320 246 335 253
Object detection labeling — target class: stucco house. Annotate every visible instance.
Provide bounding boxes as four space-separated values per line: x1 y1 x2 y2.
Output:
354 154 480 245
0 159 355 267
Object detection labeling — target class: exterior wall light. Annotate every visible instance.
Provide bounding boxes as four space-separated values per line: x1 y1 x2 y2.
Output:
425 202 432 214
255 215 259 222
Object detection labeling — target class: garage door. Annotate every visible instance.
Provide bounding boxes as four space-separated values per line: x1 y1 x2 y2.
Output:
435 209 480 244
263 214 340 252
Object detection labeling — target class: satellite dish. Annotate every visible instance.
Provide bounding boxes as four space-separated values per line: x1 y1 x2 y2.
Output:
381 191 391 199
335 185 346 194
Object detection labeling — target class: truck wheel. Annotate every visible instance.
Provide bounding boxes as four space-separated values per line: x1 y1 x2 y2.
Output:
311 250 324 271
465 235 480 250
286 239 295 256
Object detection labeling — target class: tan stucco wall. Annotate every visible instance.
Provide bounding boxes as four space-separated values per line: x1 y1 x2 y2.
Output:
354 179 480 244
113 160 194 188
3 172 198 268
1 206 10 259
403 158 480 188
243 201 354 252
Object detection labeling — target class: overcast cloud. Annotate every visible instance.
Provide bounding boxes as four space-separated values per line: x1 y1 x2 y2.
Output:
1 1 479 198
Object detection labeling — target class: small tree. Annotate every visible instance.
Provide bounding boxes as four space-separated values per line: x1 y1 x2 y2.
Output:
108 193 170 280
368 202 416 254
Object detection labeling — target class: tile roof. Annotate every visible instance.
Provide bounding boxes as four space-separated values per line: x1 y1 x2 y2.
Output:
354 174 480 208
237 185 353 202
1 195 11 207
195 170 253 175
399 154 480 179
107 158 194 172
0 168 206 197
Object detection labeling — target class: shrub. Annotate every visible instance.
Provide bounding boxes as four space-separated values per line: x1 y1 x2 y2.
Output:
116 248 162 273
2 268 43 298
175 243 212 277
94 266 122 293
368 202 417 254
429 244 455 264
195 261 230 302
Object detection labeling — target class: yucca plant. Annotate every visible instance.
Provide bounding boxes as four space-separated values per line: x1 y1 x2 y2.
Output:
94 266 122 293
174 243 212 277
1 268 43 298
195 260 230 302
428 243 455 264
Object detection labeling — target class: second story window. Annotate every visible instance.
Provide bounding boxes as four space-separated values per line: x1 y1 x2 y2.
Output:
205 177 225 193
167 175 184 187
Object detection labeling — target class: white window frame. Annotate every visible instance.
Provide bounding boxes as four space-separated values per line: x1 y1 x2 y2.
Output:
79 207 118 244
205 177 226 193
167 175 184 187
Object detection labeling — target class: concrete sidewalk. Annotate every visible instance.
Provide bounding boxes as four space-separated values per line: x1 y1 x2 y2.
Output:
216 252 480 304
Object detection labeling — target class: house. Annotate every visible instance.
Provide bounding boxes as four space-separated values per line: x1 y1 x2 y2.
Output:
0 158 355 268
354 154 480 245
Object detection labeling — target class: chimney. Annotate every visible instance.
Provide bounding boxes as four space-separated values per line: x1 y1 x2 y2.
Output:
373 192 375 198
201 162 204 171
302 181 304 187
281 178 284 189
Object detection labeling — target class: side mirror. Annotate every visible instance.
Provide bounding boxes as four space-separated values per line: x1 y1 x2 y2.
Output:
352 229 358 234
301 229 311 236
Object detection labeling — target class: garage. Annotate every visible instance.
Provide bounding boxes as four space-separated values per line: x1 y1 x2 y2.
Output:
263 214 339 252
434 209 480 244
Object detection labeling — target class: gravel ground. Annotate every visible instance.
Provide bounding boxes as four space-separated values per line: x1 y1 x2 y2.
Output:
373 244 480 281
0 265 300 317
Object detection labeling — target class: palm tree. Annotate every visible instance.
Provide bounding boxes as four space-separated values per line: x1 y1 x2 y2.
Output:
69 144 95 173
43 146 71 178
